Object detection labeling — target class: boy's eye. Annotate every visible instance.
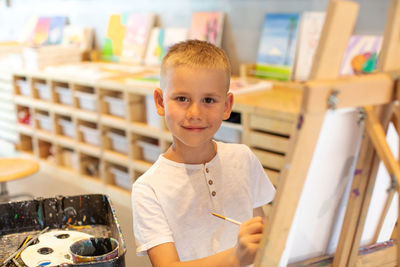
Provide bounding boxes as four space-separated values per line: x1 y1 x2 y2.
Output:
176 96 188 102
203 97 215 104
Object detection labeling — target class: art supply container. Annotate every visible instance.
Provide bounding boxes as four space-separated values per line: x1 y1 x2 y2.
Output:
0 194 126 267
70 237 119 263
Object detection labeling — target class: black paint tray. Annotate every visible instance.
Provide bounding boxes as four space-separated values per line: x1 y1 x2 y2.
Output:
0 194 126 267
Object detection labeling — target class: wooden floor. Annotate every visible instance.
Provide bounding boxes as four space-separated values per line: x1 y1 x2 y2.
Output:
0 140 152 267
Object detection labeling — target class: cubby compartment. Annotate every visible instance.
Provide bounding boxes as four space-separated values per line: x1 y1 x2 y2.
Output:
54 82 73 105
145 94 162 128
55 114 75 138
106 163 131 190
104 127 129 154
16 105 31 125
134 136 161 163
32 78 51 101
74 85 97 111
14 76 31 96
34 109 53 132
100 90 126 118
77 120 100 146
17 133 34 153
38 139 55 162
80 153 100 178
128 93 146 123
214 122 242 143
57 146 79 171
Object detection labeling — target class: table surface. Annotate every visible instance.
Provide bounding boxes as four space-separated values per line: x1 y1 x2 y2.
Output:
0 158 40 182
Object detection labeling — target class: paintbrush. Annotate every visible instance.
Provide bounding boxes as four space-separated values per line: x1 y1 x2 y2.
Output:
211 212 242 225
2 227 49 266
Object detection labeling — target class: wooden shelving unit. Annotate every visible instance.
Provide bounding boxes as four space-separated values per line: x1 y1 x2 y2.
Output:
0 67 17 143
12 66 301 193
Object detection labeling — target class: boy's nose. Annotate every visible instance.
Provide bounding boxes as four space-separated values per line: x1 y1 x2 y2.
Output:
186 102 201 119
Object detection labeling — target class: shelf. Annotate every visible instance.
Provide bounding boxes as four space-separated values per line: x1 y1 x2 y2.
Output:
75 109 98 122
104 150 130 166
16 123 34 135
14 95 35 106
130 121 168 140
36 130 53 142
53 104 75 116
55 135 76 148
78 142 101 157
100 114 127 129
11 65 298 195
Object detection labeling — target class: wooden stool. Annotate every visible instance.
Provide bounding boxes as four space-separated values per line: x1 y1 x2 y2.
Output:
0 158 39 202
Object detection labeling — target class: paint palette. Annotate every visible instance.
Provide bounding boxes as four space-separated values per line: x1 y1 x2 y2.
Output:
21 230 93 266
0 194 126 267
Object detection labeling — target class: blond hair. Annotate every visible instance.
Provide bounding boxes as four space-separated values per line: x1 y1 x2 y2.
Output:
160 40 231 89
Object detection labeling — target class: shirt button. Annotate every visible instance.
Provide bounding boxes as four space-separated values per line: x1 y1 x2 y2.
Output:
206 168 209 173
208 180 213 185
211 191 216 197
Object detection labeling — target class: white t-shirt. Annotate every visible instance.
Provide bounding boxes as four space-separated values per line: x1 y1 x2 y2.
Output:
132 141 275 262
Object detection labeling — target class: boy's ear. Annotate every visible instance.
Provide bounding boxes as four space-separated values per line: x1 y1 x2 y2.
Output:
222 92 234 120
154 88 165 116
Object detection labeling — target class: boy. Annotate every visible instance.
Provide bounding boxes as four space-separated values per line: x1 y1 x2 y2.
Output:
132 40 275 267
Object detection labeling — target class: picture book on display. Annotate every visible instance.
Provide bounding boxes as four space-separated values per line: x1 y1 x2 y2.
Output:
189 12 225 47
47 16 67 45
102 13 129 62
339 35 382 76
32 17 51 45
293 12 325 81
62 26 94 52
145 27 188 66
256 13 300 81
121 13 155 64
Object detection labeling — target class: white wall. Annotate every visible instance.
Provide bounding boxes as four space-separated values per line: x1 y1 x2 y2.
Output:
0 0 390 74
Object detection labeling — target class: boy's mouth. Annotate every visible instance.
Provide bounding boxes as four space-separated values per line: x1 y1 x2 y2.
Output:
182 126 207 132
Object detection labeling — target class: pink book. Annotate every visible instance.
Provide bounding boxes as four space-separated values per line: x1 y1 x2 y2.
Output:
121 13 155 64
33 17 51 45
189 12 225 47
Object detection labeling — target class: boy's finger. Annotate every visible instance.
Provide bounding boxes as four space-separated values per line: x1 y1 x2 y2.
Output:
240 221 264 235
241 233 264 244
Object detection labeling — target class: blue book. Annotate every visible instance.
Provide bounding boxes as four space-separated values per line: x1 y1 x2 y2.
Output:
47 16 67 45
256 13 300 81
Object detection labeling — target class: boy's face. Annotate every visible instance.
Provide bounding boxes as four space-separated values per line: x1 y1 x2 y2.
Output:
155 66 233 149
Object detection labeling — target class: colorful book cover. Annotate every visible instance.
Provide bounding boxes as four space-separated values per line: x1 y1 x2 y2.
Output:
102 13 129 62
339 35 382 76
189 12 224 47
33 17 51 46
293 12 325 81
121 13 155 64
62 26 94 51
145 27 188 66
47 16 67 45
256 13 300 81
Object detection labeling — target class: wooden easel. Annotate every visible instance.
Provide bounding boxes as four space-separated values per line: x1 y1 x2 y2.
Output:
254 0 400 266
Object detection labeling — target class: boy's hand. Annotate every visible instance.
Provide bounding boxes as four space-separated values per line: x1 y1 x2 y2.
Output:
234 216 264 267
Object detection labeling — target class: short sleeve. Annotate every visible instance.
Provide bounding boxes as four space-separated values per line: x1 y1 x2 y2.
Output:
132 181 174 256
247 148 276 208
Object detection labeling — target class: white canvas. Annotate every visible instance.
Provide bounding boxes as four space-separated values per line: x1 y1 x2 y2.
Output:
280 108 364 265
